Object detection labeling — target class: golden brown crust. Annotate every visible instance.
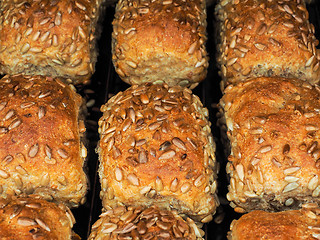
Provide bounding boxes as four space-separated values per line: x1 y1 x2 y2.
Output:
220 77 320 213
89 205 205 239
228 204 320 240
215 0 320 89
0 195 75 240
0 75 88 208
98 83 218 223
0 0 105 85
112 0 208 89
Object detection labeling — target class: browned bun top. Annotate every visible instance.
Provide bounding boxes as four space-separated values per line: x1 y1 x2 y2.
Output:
98 83 218 223
228 203 320 240
0 195 75 240
112 0 208 88
220 77 320 212
0 0 104 84
215 0 320 88
0 74 88 208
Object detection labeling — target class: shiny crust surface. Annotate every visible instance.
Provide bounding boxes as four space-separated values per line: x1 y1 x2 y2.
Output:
0 0 105 84
0 75 88 208
215 0 320 89
112 0 208 89
0 195 74 240
89 205 204 239
98 83 218 223
220 77 320 213
228 204 320 240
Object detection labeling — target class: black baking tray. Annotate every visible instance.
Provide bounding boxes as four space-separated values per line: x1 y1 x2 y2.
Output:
71 1 320 239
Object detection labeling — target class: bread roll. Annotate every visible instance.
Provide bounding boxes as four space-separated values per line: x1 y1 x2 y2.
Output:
0 195 75 240
112 0 208 89
228 203 320 240
98 83 218 223
215 0 320 89
89 205 204 239
0 74 88 208
220 77 320 213
0 0 105 85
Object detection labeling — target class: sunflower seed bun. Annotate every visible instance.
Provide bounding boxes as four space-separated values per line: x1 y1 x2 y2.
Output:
228 203 320 240
98 83 219 223
0 0 106 85
0 195 75 240
0 75 88 208
220 77 320 213
215 0 320 90
89 205 204 239
111 0 208 89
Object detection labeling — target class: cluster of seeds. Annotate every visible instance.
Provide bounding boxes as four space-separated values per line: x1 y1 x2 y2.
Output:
215 0 320 89
0 195 74 239
0 75 87 208
0 0 105 84
220 77 320 212
89 205 204 240
112 0 208 88
98 83 218 223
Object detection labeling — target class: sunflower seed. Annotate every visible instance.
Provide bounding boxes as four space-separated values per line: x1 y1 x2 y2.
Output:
115 167 123 182
313 186 320 197
180 182 191 193
172 137 187 150
0 127 8 134
128 108 135 123
306 55 315 67
258 145 272 153
3 155 13 164
17 217 37 226
20 102 35 109
15 165 27 176
57 148 68 159
155 176 163 191
40 173 50 186
235 164 244 182
0 169 9 178
0 101 7 112
8 119 22 130
5 110 15 120
284 176 299 182
127 173 139 186
138 150 148 164
256 23 267 35
55 11 62 25
188 41 198 55
25 203 41 209
102 223 118 233
283 182 299 193
284 166 301 175
35 218 50 232
28 144 39 158
226 57 238 66
170 178 179 192
306 125 319 131
159 141 171 151
250 127 263 134
148 121 162 131
308 175 319 190
159 150 176 160
308 142 318 154
20 43 30 54
254 43 266 51
112 146 121 159
283 144 290 155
